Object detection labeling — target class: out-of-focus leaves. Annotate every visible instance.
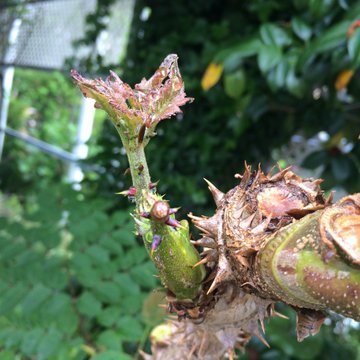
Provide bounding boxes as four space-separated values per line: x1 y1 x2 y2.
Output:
286 69 305 97
0 184 158 358
302 150 329 169
309 0 336 19
292 17 312 41
260 23 292 47
19 284 52 313
258 45 283 73
201 63 224 91
142 290 167 327
215 37 262 71
347 28 360 67
298 21 350 67
330 155 352 182
36 328 63 360
77 291 102 317
335 70 354 90
92 351 132 360
224 70 246 98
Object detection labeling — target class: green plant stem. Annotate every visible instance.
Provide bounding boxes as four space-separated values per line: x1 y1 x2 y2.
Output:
117 130 151 207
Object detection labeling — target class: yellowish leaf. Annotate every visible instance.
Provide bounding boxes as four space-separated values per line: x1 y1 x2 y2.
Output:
81 344 96 356
201 63 224 91
335 70 354 90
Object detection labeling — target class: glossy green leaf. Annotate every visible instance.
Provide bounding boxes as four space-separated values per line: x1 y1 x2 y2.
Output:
260 23 292 47
224 69 246 98
258 45 283 73
292 17 312 41
309 0 336 19
286 69 305 97
348 28 360 67
215 37 262 72
298 21 350 68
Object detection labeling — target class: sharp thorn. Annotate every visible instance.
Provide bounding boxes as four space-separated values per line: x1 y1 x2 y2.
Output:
269 165 292 182
259 318 266 334
191 237 217 249
203 178 225 207
192 257 209 268
254 331 270 348
240 212 256 229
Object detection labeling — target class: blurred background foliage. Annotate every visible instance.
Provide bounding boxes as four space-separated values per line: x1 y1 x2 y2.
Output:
0 0 359 359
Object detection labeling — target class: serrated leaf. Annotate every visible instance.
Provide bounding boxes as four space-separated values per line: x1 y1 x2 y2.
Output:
117 246 148 270
0 283 28 315
93 282 121 304
20 328 44 356
292 17 312 41
20 284 51 313
113 273 140 296
348 28 360 67
97 330 122 351
258 45 283 73
117 316 143 341
36 328 62 360
100 237 124 255
86 245 109 264
129 262 158 289
72 54 192 135
112 229 135 247
119 294 144 315
260 23 292 47
77 291 102 317
97 307 122 327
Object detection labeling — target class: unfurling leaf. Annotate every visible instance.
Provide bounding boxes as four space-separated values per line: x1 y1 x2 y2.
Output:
201 63 224 91
71 54 193 144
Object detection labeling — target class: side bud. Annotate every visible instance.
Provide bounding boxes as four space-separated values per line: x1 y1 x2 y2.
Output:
144 220 206 300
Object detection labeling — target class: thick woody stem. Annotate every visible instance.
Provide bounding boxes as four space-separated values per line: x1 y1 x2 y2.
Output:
257 195 360 320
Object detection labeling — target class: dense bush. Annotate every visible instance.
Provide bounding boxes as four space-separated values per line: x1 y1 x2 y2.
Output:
0 185 162 359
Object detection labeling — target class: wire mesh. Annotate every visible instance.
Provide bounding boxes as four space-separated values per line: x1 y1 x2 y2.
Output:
0 0 134 71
